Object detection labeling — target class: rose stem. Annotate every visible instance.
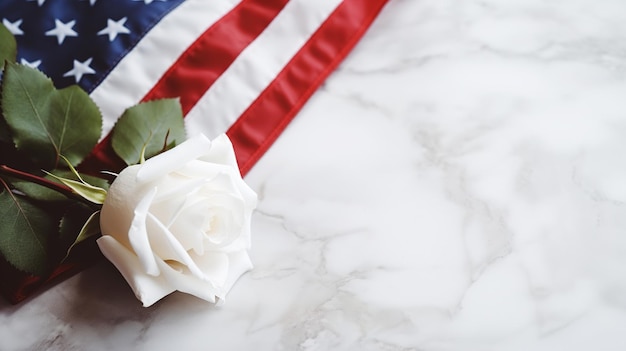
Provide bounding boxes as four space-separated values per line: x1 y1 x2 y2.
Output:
0 164 98 208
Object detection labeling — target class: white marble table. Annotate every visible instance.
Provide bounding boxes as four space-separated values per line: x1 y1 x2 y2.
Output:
3 0 626 349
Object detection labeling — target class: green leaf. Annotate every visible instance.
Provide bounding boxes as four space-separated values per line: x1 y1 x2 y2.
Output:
0 183 56 275
60 210 100 262
111 98 185 165
0 114 13 144
0 117 29 171
0 76 14 150
12 180 68 202
44 170 107 204
0 23 17 67
57 202 91 245
1 62 102 169
0 23 18 157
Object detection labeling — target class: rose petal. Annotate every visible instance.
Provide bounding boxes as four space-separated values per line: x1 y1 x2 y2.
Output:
200 194 243 245
216 250 253 305
178 160 232 181
128 186 160 276
165 199 208 255
97 236 174 307
146 213 206 280
137 134 212 183
100 165 142 248
155 257 223 304
199 133 239 169
209 227 251 253
152 177 206 205
143 212 194 260
234 176 258 207
187 251 230 288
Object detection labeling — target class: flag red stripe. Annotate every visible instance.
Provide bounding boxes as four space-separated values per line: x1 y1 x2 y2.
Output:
227 0 389 175
142 0 289 113
80 0 288 174
6 0 390 304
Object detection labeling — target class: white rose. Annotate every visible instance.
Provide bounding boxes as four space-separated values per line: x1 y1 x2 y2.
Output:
97 134 257 307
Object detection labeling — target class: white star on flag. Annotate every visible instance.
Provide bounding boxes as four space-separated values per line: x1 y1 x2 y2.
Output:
82 0 97 5
20 58 42 69
97 17 131 42
45 19 78 45
63 57 96 83
133 0 166 4
27 0 46 6
2 18 24 35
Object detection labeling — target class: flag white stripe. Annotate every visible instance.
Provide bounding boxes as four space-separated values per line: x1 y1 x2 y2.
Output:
184 0 343 139
90 0 242 137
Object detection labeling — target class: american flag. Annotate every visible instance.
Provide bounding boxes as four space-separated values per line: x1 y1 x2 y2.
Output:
1 0 388 303
1 0 389 175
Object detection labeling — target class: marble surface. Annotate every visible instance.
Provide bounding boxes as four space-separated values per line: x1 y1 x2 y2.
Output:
3 0 626 349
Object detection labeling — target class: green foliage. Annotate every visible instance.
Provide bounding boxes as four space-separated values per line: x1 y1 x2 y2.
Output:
0 23 17 147
60 210 101 262
0 26 188 280
0 36 107 275
12 180 68 202
0 183 56 275
0 23 17 68
0 23 17 159
0 115 12 144
1 63 102 169
111 98 185 165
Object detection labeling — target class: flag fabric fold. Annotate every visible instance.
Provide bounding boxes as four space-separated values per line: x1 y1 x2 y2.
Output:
0 0 389 304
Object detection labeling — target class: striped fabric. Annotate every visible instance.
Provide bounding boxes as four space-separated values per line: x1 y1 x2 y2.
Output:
0 0 389 303
3 0 389 175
